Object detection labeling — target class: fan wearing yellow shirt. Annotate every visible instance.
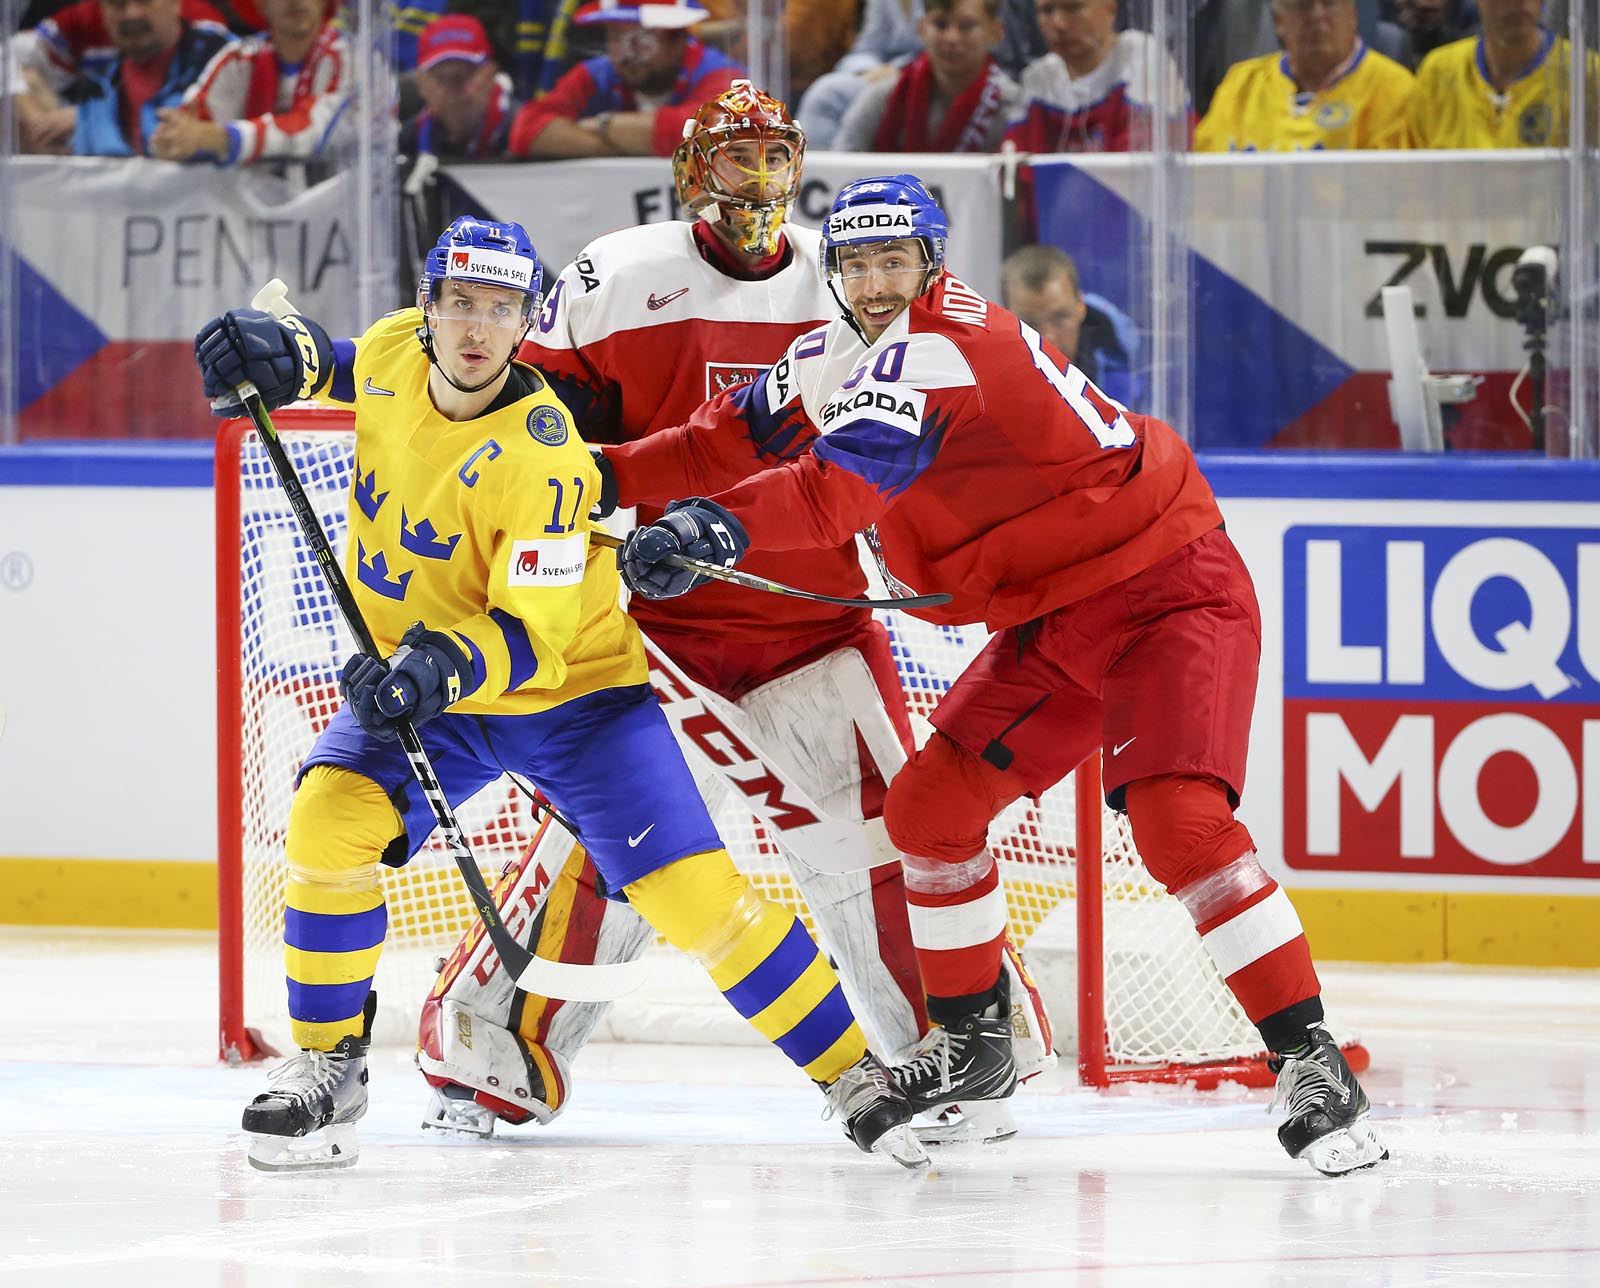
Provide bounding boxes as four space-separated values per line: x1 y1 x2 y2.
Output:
1405 0 1600 148
1195 0 1414 151
193 216 925 1174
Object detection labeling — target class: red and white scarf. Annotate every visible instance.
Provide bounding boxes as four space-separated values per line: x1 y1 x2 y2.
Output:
873 53 1006 153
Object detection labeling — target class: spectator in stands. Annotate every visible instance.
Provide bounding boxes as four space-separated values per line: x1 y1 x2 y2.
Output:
1195 0 1414 151
795 0 924 149
995 0 1046 77
1405 0 1596 147
795 0 1039 145
508 0 742 158
1003 0 1190 154
1000 243 1141 410
8 0 229 154
1387 0 1477 70
150 0 347 164
391 0 581 103
836 0 1017 152
694 0 858 97
400 14 521 158
5 0 244 152
1191 0 1409 115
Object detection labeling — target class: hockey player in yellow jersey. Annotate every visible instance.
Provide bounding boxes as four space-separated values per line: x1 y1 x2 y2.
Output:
1404 0 1600 149
1195 0 1414 152
194 216 925 1173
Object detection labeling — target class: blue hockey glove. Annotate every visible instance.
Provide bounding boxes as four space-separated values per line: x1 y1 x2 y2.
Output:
339 623 475 741
618 498 748 600
194 308 309 414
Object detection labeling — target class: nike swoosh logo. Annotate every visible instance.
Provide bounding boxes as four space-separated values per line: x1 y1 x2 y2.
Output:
364 377 395 396
1112 737 1137 756
646 288 688 311
627 823 656 848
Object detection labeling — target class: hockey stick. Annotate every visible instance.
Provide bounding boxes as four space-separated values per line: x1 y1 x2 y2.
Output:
591 530 952 611
228 304 643 1001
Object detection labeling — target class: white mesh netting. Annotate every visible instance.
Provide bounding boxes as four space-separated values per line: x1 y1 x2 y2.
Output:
221 418 1263 1076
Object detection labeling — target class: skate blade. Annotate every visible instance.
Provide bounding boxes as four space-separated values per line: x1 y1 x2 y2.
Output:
247 1123 360 1172
1297 1118 1390 1177
872 1124 931 1170
914 1100 1017 1146
420 1104 497 1138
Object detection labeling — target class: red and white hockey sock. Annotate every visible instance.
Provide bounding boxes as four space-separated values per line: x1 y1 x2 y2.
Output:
1174 850 1320 1026
901 849 1009 1021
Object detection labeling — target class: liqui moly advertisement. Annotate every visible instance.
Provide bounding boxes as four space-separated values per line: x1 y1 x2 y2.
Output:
1279 524 1598 879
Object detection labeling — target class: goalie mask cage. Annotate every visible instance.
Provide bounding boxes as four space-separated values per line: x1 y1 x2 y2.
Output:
217 412 1354 1089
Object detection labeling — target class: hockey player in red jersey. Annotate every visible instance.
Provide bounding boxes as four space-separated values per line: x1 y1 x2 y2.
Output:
416 88 1052 1146
612 174 1390 1177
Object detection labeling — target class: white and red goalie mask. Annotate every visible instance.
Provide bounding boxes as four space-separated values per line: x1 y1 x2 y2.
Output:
672 79 805 258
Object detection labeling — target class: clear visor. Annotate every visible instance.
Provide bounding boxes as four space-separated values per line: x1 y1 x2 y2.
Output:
424 281 537 330
830 241 930 283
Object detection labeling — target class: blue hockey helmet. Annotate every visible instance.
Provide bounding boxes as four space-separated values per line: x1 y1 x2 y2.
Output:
819 174 948 285
418 216 543 322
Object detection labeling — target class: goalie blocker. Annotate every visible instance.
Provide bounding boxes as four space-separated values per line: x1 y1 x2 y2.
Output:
418 641 1055 1136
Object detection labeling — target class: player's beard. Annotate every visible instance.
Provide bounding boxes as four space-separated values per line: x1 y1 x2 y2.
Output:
852 294 911 341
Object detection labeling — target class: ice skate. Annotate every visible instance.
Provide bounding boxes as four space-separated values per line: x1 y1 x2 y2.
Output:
421 1082 498 1138
243 992 374 1172
892 975 1017 1145
820 1053 929 1170
913 1099 1017 1146
1269 1026 1389 1176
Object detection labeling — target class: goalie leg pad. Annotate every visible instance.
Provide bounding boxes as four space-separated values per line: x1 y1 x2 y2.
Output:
1001 936 1056 1082
418 999 570 1131
730 643 926 1056
419 813 654 1129
731 643 912 829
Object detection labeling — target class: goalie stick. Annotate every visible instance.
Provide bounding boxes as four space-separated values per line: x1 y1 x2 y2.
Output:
229 283 645 1003
590 530 951 611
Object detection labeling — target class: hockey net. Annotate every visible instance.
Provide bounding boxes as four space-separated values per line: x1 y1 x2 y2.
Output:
217 412 1291 1087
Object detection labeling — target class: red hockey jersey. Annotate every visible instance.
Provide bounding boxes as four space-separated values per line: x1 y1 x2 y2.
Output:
520 220 867 645
607 274 1222 632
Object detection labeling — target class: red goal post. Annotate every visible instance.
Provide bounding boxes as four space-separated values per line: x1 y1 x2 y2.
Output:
217 409 1349 1087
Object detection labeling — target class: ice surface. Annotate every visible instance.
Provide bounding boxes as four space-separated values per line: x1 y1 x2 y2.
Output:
2 928 1597 1287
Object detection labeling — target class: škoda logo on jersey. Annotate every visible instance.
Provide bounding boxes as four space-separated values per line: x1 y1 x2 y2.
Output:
448 248 535 290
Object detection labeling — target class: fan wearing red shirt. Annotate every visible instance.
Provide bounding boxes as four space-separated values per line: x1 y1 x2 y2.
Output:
507 0 742 158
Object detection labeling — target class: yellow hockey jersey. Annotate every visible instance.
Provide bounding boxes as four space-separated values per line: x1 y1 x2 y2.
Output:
323 309 646 715
1195 44 1414 152
1405 32 1600 149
